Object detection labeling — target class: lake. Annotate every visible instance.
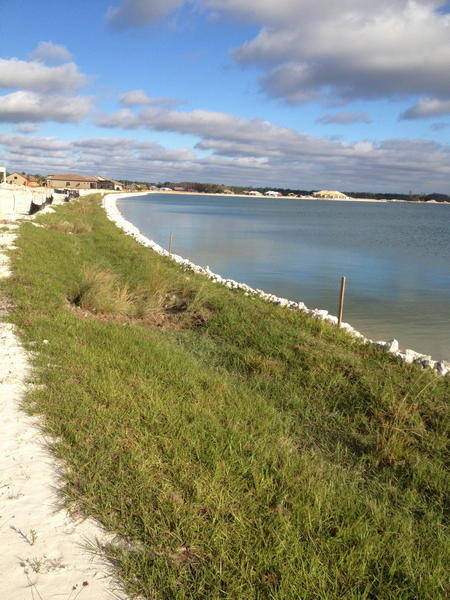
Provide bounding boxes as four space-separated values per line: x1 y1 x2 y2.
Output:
118 194 450 361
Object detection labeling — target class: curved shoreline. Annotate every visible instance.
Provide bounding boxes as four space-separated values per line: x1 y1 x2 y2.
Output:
104 192 449 377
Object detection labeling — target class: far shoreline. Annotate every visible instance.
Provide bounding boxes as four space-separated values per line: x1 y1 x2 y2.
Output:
121 189 450 205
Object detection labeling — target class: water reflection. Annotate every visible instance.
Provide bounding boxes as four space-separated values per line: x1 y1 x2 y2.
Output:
118 194 450 360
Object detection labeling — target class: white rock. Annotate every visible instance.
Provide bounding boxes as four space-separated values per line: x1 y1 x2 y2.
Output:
324 315 338 325
404 348 420 363
384 339 399 352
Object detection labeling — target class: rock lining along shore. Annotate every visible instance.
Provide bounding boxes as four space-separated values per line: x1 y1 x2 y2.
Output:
104 192 449 377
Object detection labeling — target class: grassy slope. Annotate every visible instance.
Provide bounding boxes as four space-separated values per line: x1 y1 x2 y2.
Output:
3 195 448 599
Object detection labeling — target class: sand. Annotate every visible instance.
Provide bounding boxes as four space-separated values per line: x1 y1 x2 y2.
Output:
140 190 411 203
0 190 129 600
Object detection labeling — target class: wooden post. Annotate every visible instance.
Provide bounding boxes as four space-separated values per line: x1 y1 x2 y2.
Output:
168 231 173 256
338 276 346 328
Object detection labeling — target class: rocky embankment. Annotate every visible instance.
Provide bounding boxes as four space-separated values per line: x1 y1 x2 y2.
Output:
104 192 449 377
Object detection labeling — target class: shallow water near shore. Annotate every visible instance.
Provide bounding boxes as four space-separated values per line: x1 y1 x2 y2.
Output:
118 194 450 361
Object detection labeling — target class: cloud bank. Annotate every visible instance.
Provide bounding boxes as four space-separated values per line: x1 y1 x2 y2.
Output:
0 49 92 124
3 101 448 191
0 58 86 93
401 97 450 119
119 90 181 108
105 1 450 113
0 91 92 123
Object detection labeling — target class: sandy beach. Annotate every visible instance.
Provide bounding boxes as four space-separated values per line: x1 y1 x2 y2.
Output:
130 189 449 205
143 189 391 202
0 189 129 600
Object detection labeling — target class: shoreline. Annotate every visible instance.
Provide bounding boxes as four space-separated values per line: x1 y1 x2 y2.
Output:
126 189 450 205
104 192 449 376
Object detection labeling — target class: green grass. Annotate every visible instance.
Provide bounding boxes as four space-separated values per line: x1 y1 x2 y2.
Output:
2 194 449 599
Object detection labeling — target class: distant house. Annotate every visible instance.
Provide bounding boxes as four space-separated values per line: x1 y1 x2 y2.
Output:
6 172 40 186
159 187 173 191
46 174 123 190
265 190 281 197
47 174 99 189
173 186 185 192
223 189 233 194
247 190 261 196
96 176 124 191
112 179 124 191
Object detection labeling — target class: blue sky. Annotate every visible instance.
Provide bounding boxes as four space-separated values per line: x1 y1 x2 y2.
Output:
0 0 449 192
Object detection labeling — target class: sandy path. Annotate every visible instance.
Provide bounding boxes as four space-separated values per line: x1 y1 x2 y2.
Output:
0 197 130 599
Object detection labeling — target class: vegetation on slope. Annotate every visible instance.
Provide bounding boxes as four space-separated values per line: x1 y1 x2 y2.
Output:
3 194 448 599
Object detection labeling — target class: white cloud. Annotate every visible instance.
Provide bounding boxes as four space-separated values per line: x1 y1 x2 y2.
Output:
97 106 309 150
230 1 450 104
29 41 73 65
0 128 447 191
0 133 199 181
106 1 450 109
401 97 450 119
0 91 92 123
106 0 184 30
14 123 40 134
0 58 87 93
96 108 141 128
89 104 450 190
317 112 372 125
0 133 70 157
119 90 181 108
119 90 155 106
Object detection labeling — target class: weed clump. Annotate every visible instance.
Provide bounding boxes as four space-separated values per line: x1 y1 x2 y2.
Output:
67 267 134 315
68 266 215 327
46 220 93 234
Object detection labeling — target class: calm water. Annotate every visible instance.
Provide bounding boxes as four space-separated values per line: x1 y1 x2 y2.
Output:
118 194 450 361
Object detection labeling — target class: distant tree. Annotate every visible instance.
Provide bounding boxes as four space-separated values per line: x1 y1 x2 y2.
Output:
424 193 450 203
33 174 46 186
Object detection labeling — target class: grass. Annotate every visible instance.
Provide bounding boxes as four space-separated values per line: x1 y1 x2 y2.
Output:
2 193 449 599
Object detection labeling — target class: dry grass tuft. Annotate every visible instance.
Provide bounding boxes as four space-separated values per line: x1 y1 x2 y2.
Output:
46 220 93 234
68 266 215 328
67 267 135 315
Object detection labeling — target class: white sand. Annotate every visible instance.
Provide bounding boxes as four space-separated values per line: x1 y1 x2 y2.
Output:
0 191 129 599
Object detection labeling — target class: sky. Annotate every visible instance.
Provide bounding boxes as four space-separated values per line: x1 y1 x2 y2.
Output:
0 0 449 193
